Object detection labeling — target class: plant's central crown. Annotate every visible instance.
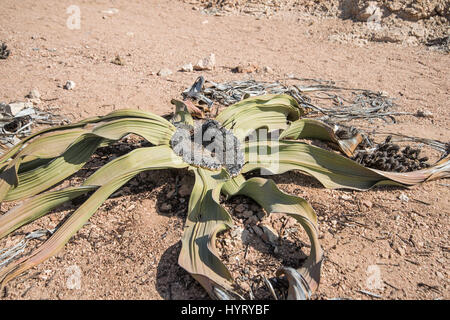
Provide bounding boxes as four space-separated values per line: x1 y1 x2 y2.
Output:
170 119 245 176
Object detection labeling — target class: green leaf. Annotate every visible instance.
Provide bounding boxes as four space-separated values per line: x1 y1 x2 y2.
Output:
4 136 103 201
1 145 186 239
280 119 363 157
0 146 187 289
0 116 176 202
0 109 174 166
178 168 235 299
243 140 450 190
0 186 96 239
216 94 303 140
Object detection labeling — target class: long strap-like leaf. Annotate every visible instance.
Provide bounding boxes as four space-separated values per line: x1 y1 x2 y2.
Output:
0 109 174 165
178 168 235 299
0 116 176 202
244 140 450 190
216 94 303 140
280 118 363 157
0 146 186 238
0 146 186 288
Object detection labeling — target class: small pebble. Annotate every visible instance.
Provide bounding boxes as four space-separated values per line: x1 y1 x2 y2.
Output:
160 203 172 212
157 68 172 77
180 63 193 72
63 80 75 90
398 193 409 202
416 110 433 118
26 88 40 99
194 53 215 71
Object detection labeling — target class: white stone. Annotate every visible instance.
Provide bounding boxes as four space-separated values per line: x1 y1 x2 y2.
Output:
262 66 273 74
63 80 75 90
157 68 172 77
194 53 215 71
340 194 353 201
26 88 40 99
398 193 409 202
102 8 119 15
358 1 382 21
181 63 193 72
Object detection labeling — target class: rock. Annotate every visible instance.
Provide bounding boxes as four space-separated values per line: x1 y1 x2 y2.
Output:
0 42 10 59
357 1 383 22
180 63 193 72
111 55 125 66
157 68 172 77
26 88 40 99
242 210 253 219
235 204 246 213
398 193 409 202
362 200 373 208
262 66 274 74
245 216 259 225
230 226 244 239
239 281 250 292
166 189 176 198
396 246 405 256
122 230 131 238
232 63 259 73
102 8 119 15
7 101 33 115
410 23 427 38
260 224 279 245
160 203 172 212
194 53 215 71
251 225 264 238
416 109 433 118
372 28 407 43
63 80 75 90
340 194 353 201
404 36 420 46
39 269 53 281
241 229 251 244
178 184 191 197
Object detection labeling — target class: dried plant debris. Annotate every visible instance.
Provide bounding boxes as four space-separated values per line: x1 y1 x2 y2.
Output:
375 133 450 156
329 124 448 173
0 43 10 59
352 135 432 172
0 102 70 153
182 76 214 107
426 36 450 53
0 229 54 269
182 77 406 124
